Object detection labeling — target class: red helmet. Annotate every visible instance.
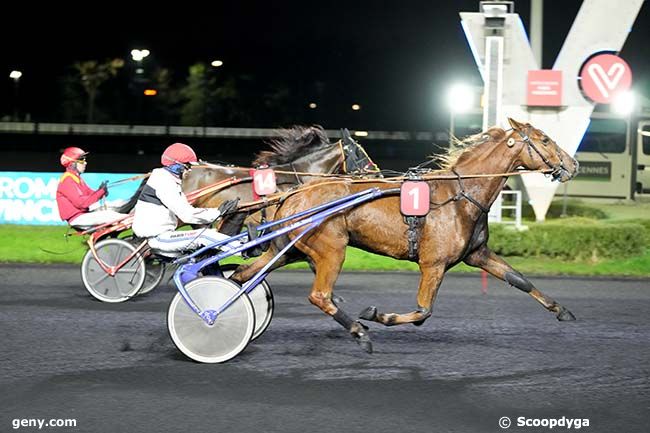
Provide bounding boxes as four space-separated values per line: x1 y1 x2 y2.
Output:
60 147 88 167
161 143 198 166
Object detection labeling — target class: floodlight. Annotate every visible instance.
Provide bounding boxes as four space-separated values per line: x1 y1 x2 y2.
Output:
611 91 635 116
447 84 474 113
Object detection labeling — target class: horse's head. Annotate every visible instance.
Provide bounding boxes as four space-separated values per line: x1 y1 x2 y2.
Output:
249 125 379 177
339 128 380 174
507 118 578 182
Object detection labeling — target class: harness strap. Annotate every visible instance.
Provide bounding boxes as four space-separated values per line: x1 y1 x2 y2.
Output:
404 215 424 260
403 171 427 260
519 127 553 169
452 169 490 214
260 201 268 224
289 162 303 184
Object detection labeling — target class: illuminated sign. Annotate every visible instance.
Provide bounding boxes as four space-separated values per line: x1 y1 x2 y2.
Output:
580 54 632 104
527 70 563 106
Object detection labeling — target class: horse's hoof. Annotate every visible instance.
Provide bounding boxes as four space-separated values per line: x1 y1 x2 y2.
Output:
359 306 377 321
556 306 576 321
351 322 373 354
242 246 264 259
412 318 426 327
332 294 346 305
357 338 374 354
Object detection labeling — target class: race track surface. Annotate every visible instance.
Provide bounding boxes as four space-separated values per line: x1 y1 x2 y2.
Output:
1 264 648 433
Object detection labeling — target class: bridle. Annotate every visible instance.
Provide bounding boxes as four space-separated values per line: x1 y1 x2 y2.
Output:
509 125 569 181
338 139 380 175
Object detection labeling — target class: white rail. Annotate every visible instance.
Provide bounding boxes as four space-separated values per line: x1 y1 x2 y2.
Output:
488 190 523 229
0 122 435 141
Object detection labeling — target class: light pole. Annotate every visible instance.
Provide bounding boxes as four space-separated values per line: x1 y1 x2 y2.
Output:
204 60 223 127
349 103 362 127
9 70 22 121
130 49 150 122
130 49 150 64
612 90 637 199
446 83 474 146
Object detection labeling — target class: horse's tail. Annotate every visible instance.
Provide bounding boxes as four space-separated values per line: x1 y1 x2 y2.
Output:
113 178 147 214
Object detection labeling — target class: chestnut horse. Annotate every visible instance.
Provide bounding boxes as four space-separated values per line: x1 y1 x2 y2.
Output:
232 118 579 352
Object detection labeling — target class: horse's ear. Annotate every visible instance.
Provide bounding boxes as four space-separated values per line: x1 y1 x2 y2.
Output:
507 118 525 131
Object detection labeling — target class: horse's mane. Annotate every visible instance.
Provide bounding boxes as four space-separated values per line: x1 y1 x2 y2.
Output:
253 125 330 166
435 127 505 169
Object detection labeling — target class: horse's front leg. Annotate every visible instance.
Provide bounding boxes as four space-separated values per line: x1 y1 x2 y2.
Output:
359 264 445 327
464 245 576 321
300 238 374 353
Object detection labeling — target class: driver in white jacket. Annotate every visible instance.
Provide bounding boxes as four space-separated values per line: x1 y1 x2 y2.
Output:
132 142 240 253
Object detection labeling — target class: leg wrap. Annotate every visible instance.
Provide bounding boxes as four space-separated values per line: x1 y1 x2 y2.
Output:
332 309 354 329
505 271 534 293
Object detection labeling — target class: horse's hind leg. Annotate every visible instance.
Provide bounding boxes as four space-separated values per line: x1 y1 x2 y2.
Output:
464 246 576 321
360 264 445 327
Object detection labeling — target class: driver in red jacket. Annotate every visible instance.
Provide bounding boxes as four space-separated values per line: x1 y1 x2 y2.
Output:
56 147 127 228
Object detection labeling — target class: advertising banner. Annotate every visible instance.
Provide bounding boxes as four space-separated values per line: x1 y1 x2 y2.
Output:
0 172 142 225
575 161 611 181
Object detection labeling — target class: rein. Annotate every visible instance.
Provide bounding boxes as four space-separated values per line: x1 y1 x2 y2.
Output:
235 168 553 211
107 173 150 188
195 129 560 215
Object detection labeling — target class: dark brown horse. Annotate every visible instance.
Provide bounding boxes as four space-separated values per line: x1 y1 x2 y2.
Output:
183 125 378 214
115 126 375 216
232 118 579 352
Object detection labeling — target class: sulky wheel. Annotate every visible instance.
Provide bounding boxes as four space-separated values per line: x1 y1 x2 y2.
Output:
138 256 167 295
167 276 255 363
220 264 274 341
80 238 146 303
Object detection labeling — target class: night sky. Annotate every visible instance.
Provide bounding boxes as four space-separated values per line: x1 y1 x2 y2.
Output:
1 1 648 131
